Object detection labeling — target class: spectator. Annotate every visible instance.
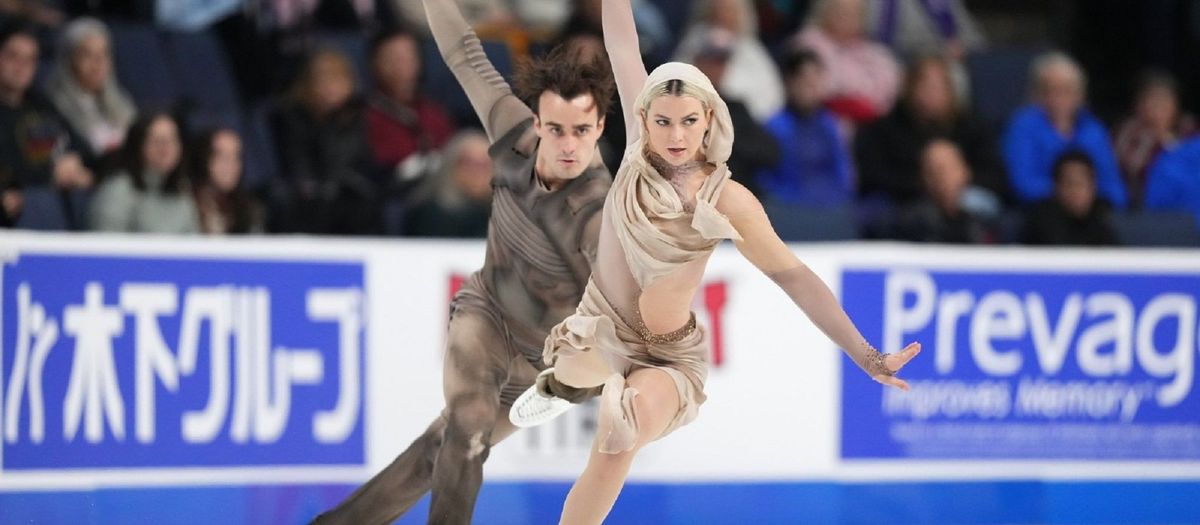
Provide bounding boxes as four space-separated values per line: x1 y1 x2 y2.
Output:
1023 150 1118 246
0 0 65 28
89 111 200 233
755 0 812 48
757 47 853 205
856 54 1005 205
674 0 784 122
866 0 985 60
1113 70 1196 206
271 47 380 235
556 0 672 67
0 21 93 229
243 0 397 99
43 17 136 159
865 0 983 105
791 0 901 126
1002 51 1127 208
1144 135 1200 227
894 139 992 243
190 128 264 235
366 29 454 181
404 130 492 238
689 27 779 197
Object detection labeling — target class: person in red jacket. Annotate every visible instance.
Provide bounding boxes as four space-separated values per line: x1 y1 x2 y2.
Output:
365 29 456 176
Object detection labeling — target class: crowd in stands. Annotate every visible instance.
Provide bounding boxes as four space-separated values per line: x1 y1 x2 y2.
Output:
2 0 1199 246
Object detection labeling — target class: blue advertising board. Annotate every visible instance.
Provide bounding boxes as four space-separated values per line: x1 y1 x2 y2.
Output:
1 253 366 470
841 268 1200 459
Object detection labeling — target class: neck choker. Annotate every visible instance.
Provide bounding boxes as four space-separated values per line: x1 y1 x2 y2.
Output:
646 151 709 212
647 151 707 179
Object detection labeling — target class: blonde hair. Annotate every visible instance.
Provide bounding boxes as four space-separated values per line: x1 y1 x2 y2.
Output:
640 78 714 115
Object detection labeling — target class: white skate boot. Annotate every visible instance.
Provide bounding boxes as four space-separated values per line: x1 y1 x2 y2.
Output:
509 369 573 428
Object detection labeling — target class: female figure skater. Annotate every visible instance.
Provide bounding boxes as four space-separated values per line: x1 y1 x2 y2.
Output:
508 0 922 522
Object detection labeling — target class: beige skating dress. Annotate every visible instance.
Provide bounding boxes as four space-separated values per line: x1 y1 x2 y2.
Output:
542 62 742 455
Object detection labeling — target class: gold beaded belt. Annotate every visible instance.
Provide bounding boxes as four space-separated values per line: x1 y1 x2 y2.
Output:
632 312 698 344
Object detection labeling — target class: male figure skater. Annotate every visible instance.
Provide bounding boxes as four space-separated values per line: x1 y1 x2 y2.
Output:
310 1 616 523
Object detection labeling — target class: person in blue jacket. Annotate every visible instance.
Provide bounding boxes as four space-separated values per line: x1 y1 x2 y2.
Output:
1002 51 1127 209
1145 135 1200 226
756 47 853 205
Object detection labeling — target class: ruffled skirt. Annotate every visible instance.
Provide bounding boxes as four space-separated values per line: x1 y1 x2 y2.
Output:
542 279 708 454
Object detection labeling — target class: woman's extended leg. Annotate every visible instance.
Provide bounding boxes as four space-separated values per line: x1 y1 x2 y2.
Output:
558 367 682 525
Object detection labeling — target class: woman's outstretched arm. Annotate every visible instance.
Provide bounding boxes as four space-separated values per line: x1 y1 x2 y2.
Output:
422 0 530 143
602 0 648 144
715 181 921 389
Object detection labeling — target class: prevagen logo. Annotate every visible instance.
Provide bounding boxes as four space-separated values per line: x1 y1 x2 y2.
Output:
1 253 366 470
884 270 1196 417
840 267 1200 460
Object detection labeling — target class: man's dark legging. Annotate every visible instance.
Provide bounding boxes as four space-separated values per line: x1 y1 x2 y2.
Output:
313 309 535 525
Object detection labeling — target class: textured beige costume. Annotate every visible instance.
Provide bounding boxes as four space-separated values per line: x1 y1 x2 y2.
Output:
312 0 610 523
542 62 741 454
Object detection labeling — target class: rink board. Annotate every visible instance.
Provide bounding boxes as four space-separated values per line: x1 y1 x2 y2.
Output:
0 232 1197 524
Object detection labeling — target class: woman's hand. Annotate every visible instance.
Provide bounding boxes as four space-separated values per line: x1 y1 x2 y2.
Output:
872 342 921 391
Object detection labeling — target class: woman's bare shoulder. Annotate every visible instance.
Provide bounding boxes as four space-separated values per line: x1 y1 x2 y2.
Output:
715 178 763 217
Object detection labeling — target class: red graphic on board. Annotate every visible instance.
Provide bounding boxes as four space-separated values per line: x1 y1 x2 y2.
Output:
703 281 728 367
449 273 467 303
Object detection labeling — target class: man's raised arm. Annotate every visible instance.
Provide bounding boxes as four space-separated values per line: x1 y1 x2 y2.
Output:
422 0 531 142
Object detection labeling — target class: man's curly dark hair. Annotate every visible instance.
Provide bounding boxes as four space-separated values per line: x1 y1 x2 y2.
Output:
513 42 616 120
